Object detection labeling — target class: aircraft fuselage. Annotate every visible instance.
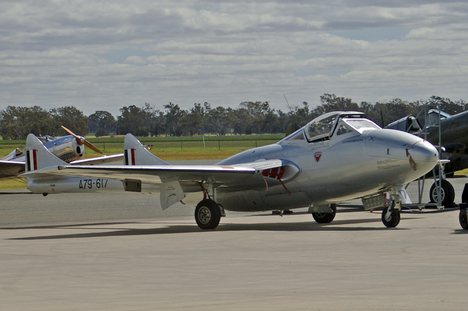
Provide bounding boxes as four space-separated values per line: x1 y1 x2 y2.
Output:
42 136 83 162
216 128 437 212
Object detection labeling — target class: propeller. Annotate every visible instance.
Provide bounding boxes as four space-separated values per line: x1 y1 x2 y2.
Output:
61 125 103 154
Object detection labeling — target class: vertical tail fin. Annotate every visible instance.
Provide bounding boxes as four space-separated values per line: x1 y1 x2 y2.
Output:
24 134 67 172
123 134 169 166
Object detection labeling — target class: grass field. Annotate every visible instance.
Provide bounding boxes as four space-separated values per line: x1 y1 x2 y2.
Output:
0 178 27 189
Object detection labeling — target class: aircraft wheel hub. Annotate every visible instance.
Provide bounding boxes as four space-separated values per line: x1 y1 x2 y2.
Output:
197 206 212 225
195 200 221 230
431 186 445 202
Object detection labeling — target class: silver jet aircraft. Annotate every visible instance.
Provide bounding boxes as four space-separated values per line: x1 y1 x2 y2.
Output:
23 111 439 229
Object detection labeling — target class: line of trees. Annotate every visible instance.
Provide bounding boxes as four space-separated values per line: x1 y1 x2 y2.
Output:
1 94 467 139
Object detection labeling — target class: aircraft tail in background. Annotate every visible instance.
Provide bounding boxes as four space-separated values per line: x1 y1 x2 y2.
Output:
24 134 67 173
124 134 169 166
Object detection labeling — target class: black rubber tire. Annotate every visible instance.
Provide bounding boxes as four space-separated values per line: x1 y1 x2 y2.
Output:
459 210 468 230
429 179 455 208
312 204 336 224
381 206 400 228
195 199 221 230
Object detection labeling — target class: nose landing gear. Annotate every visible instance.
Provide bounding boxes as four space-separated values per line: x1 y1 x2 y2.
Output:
381 195 401 228
381 203 401 228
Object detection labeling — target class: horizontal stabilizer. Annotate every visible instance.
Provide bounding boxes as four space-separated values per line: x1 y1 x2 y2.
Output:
71 153 124 165
2 148 23 161
0 160 25 178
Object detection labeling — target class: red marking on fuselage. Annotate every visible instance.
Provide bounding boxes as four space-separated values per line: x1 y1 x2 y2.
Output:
131 148 136 165
33 149 38 170
314 151 322 162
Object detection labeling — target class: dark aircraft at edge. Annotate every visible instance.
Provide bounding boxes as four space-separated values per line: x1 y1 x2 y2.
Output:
386 108 468 207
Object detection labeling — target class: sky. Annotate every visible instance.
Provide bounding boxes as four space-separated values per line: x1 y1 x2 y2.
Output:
1 0 468 115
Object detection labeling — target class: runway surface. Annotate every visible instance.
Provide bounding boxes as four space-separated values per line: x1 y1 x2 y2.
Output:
1 178 467 310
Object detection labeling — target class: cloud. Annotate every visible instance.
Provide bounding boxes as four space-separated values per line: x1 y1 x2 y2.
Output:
0 0 467 115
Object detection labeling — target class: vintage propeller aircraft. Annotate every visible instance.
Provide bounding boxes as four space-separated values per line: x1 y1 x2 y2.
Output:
386 108 468 207
23 111 439 229
0 125 122 178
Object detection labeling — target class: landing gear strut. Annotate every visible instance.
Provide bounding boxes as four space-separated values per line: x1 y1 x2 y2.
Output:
195 199 221 230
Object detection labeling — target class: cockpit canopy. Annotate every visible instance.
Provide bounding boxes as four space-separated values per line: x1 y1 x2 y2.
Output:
38 135 55 143
283 111 381 143
305 111 381 142
425 109 450 128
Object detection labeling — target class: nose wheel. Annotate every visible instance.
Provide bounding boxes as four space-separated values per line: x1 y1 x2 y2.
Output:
195 199 221 230
381 202 400 228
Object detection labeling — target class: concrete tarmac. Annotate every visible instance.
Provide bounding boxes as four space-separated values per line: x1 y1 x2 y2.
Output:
1 178 468 310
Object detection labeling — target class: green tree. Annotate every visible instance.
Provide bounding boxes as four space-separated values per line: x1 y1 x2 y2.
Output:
163 103 186 136
239 101 275 134
230 107 250 134
425 96 465 115
116 103 155 136
205 106 231 135
0 106 55 139
314 93 360 115
368 99 420 127
186 102 207 135
88 111 116 137
50 106 88 135
285 102 313 134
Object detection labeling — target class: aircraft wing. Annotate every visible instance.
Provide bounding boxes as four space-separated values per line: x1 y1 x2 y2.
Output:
70 153 124 165
0 160 25 178
26 159 296 190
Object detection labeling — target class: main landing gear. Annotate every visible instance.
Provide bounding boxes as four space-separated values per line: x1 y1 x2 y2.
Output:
312 204 336 223
429 179 455 208
427 157 455 208
459 207 468 230
194 199 223 230
459 184 468 230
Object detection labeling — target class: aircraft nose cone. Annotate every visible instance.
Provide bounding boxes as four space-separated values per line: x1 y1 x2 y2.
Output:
407 140 439 172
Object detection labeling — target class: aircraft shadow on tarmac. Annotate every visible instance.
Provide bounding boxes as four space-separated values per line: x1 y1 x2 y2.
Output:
452 229 468 234
8 217 413 240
